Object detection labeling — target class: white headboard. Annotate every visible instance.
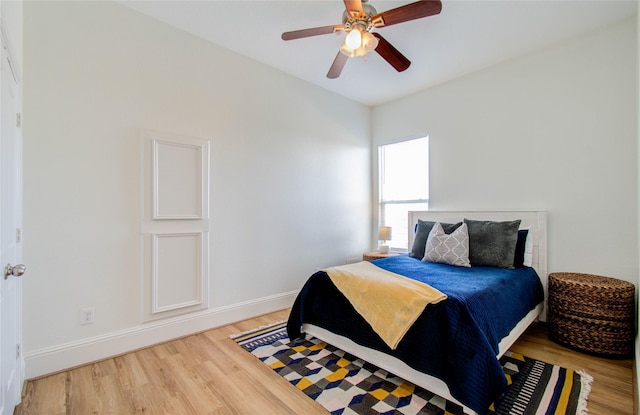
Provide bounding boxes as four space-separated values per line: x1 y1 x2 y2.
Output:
408 210 548 292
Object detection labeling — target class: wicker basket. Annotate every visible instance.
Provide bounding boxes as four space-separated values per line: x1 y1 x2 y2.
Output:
548 272 635 357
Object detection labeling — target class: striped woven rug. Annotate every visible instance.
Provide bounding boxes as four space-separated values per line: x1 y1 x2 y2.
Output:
232 322 592 415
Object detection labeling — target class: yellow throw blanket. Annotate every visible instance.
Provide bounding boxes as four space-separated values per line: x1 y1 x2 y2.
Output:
324 261 447 350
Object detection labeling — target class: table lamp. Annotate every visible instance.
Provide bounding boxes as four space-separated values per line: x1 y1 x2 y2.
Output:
378 226 392 254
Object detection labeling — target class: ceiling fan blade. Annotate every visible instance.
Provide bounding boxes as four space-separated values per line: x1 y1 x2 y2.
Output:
371 0 442 28
282 25 345 41
372 33 411 72
343 0 364 19
327 52 349 79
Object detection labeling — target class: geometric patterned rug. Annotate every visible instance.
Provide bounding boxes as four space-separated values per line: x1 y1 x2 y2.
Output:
232 322 592 415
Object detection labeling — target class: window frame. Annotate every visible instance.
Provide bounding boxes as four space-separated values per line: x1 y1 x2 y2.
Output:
377 136 429 252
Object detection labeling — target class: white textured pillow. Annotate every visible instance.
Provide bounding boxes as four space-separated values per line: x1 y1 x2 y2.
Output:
523 229 534 267
422 222 471 267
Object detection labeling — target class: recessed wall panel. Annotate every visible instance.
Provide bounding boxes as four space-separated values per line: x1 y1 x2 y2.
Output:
143 130 210 321
152 232 202 313
152 137 209 220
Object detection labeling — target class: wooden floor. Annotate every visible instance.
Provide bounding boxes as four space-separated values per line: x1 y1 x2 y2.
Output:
15 309 635 415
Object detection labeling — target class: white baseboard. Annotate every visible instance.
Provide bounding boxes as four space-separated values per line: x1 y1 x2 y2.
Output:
24 290 298 379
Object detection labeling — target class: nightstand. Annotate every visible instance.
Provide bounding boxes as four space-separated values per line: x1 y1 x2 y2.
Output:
362 251 399 261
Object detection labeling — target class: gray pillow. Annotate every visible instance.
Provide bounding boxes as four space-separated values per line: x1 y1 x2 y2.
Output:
422 222 471 267
409 220 462 259
464 219 521 268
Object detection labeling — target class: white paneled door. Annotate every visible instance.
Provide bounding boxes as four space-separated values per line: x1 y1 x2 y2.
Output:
0 24 23 415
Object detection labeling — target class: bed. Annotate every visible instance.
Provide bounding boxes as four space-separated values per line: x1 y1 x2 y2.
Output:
287 210 547 414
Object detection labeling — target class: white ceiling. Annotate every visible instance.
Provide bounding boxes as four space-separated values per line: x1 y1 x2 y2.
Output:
121 0 637 106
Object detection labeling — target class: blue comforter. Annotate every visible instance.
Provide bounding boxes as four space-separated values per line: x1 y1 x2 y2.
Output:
287 255 544 413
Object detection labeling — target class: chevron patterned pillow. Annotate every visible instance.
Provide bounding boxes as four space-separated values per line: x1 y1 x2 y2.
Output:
422 222 471 267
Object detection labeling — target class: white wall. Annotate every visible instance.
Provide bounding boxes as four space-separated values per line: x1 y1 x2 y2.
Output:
22 1 371 377
373 18 638 286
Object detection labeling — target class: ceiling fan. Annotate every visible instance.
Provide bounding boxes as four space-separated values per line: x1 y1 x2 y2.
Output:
281 0 442 79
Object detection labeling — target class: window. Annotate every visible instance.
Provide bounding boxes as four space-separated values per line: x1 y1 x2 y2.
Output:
378 137 429 250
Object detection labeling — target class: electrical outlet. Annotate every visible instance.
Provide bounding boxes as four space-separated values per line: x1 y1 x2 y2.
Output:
80 307 95 325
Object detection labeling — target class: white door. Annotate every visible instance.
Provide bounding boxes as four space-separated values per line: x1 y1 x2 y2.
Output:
0 26 23 415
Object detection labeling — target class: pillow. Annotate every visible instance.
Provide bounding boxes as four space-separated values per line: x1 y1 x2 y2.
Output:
523 229 534 267
410 220 462 259
422 222 471 267
513 229 528 268
464 219 521 268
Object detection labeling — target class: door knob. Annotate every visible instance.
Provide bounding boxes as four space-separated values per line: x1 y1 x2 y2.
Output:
4 263 25 280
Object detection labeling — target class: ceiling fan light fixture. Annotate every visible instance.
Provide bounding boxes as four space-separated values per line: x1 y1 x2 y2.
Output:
340 30 378 58
362 31 379 52
339 43 356 57
344 27 362 50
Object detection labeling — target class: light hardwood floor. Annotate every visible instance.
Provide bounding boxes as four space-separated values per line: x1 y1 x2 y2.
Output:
15 309 635 415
